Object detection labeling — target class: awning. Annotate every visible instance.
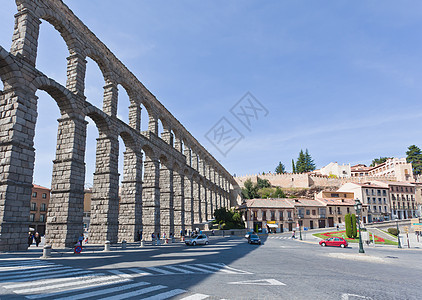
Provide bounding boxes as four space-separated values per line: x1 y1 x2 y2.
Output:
267 224 278 228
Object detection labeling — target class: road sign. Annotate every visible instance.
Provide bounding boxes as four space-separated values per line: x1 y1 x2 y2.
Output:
74 245 82 254
403 226 409 234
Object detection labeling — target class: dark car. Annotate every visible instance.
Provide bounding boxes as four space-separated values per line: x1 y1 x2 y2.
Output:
319 237 348 248
248 234 261 245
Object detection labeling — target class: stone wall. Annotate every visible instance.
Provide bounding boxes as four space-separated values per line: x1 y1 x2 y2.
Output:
0 0 240 251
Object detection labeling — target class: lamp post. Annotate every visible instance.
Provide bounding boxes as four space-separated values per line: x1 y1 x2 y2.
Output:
354 199 365 254
298 216 303 240
396 219 402 249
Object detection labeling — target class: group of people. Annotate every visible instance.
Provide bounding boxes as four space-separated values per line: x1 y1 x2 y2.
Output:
28 232 41 247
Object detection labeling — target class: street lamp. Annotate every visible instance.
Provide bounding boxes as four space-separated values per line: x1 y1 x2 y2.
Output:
354 199 365 254
395 218 402 249
298 215 303 240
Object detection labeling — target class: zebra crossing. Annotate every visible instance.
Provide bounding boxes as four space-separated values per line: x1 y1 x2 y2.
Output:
0 259 250 299
268 236 291 240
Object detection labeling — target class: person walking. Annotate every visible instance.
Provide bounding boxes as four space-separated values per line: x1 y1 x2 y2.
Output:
28 232 33 247
34 232 41 247
78 233 84 248
291 230 296 239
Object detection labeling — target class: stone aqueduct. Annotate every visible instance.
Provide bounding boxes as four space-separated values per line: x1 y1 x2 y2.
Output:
0 0 239 251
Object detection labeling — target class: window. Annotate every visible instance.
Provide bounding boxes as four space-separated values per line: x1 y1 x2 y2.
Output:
329 207 333 214
382 190 387 196
312 210 316 215
30 202 36 211
365 189 369 195
378 198 381 203
270 211 275 221
384 206 387 212
377 190 381 196
347 207 350 213
410 188 413 193
383 198 386 204
379 206 381 212
262 211 266 221
331 193 339 198
392 194 396 200
373 206 376 212
29 214 35 222
253 211 258 221
287 211 292 218
40 203 47 212
367 197 371 203
32 192 37 198
306 209 310 215
42 193 47 199
405 187 408 192
279 211 283 220
372 198 376 204
39 214 46 222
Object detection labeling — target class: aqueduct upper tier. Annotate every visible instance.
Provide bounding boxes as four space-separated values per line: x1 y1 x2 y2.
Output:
0 0 240 251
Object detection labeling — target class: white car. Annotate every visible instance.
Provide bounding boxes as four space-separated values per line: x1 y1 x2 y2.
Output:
245 231 254 239
185 234 209 246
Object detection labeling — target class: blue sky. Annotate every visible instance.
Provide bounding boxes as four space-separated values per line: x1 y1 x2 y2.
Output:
1 1 422 187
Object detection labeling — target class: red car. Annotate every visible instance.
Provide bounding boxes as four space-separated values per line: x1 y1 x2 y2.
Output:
319 237 348 248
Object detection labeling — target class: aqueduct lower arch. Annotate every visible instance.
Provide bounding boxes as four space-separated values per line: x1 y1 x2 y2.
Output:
0 0 239 251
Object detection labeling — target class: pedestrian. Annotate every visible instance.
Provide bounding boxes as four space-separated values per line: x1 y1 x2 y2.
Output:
185 229 187 236
139 230 143 241
212 230 215 236
78 233 84 248
34 232 41 247
180 229 184 237
292 230 296 239
336 225 339 231
28 232 33 247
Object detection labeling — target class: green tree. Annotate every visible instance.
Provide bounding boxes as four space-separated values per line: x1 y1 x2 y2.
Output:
257 187 274 199
275 162 285 174
296 150 306 173
304 149 316 172
406 145 422 175
351 214 357 239
241 179 258 199
272 187 286 198
345 214 352 238
256 177 271 189
370 157 389 167
214 207 231 224
292 159 296 173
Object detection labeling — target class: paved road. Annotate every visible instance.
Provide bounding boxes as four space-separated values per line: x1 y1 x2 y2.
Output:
1 235 422 299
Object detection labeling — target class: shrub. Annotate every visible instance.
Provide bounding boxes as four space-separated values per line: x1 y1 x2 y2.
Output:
351 214 357 239
388 228 399 236
345 214 352 238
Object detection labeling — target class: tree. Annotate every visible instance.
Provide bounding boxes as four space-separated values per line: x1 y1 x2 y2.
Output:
214 207 231 224
275 162 285 174
256 177 271 189
257 187 274 199
292 159 296 173
351 214 357 239
345 214 352 238
406 145 422 175
241 179 258 199
296 149 316 173
272 187 286 198
296 150 306 173
370 157 389 167
304 149 316 172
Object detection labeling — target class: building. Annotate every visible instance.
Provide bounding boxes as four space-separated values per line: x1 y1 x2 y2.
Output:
338 182 390 223
372 181 417 220
319 162 351 178
315 191 368 227
351 158 413 182
83 189 92 231
413 183 422 217
29 184 50 235
242 197 361 233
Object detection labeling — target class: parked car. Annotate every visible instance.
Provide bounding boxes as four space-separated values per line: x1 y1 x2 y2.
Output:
185 234 209 246
319 237 348 248
245 231 255 239
248 234 261 245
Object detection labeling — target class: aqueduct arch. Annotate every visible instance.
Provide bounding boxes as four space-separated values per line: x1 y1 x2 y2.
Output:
0 0 239 251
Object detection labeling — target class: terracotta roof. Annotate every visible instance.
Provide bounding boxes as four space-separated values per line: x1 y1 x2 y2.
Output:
245 199 294 209
285 198 325 207
315 197 357 206
32 184 50 191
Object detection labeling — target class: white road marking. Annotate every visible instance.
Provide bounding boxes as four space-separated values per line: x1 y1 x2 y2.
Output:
163 265 194 274
100 284 167 300
341 293 373 300
193 264 237 274
180 293 209 300
181 265 213 273
141 288 186 300
1 269 93 283
209 263 252 274
0 266 72 278
53 281 150 300
25 278 131 299
127 268 152 276
145 266 176 275
228 278 286 286
108 269 133 278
